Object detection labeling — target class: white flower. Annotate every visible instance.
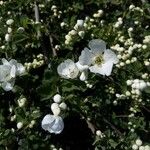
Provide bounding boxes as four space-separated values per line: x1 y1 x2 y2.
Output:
57 59 79 79
0 58 25 91
51 103 61 116
79 39 118 76
53 94 62 103
2 58 25 76
41 114 64 134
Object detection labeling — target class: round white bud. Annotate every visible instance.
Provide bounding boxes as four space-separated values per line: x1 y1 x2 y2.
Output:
126 80 132 85
145 145 150 150
59 102 67 110
135 139 142 146
96 130 102 136
78 31 85 37
17 122 23 129
139 146 145 150
132 144 138 150
76 20 84 27
53 94 62 103
6 19 14 25
126 91 131 96
8 27 12 33
18 98 27 107
5 33 11 42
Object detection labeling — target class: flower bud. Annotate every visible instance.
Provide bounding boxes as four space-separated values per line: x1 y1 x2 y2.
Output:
135 139 142 146
59 102 67 110
17 122 23 129
5 33 11 42
53 94 62 103
79 71 88 81
6 19 14 25
51 103 61 116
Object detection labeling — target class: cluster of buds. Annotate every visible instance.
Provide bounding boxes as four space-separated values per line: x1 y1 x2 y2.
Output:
24 54 44 70
65 19 85 45
5 19 14 42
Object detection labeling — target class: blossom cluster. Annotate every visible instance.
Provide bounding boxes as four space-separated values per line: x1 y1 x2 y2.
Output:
58 39 118 81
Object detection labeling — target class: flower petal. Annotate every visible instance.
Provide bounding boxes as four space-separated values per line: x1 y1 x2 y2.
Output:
104 49 118 64
88 39 106 55
79 48 93 66
49 116 64 134
17 63 25 75
76 61 89 71
89 61 114 76
2 58 9 65
41 114 55 131
9 59 18 66
10 65 16 78
1 81 15 91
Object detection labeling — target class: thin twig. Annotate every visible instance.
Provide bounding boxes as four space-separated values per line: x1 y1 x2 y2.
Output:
142 106 150 113
49 35 57 57
34 2 40 23
103 118 122 136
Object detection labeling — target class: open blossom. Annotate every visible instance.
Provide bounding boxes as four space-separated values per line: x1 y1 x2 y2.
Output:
0 58 25 91
41 114 64 134
79 39 118 76
57 59 79 79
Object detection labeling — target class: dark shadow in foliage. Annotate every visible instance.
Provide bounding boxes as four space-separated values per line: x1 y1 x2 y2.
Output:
51 112 94 150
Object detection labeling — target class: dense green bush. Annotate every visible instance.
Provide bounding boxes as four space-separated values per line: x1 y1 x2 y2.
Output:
0 0 150 150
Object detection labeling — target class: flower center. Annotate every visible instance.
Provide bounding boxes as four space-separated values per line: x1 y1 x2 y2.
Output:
94 55 104 65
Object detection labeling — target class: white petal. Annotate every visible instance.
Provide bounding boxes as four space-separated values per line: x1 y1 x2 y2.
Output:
89 65 100 74
1 81 15 91
0 65 11 82
9 59 18 66
76 61 89 71
104 49 118 64
89 61 113 76
79 48 93 66
88 39 106 54
2 58 9 65
10 65 16 78
17 63 25 75
48 116 64 134
41 114 55 131
57 63 69 79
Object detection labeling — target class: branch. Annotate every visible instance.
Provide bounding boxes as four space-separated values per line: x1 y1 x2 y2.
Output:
49 35 57 57
103 118 122 136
